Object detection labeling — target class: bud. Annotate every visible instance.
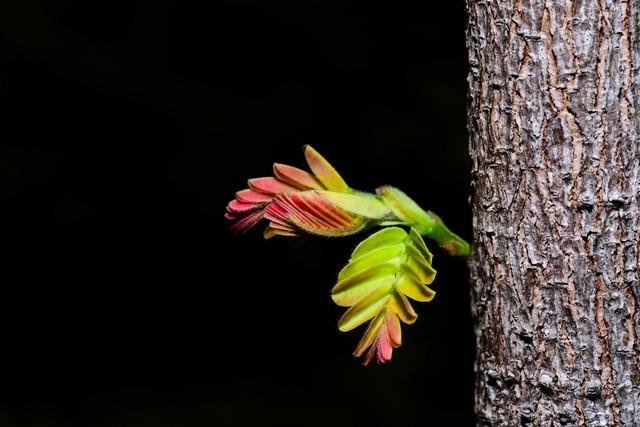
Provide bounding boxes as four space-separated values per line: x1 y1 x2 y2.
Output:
225 145 470 364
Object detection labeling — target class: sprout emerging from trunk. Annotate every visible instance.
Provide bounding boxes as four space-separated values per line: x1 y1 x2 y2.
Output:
226 145 469 364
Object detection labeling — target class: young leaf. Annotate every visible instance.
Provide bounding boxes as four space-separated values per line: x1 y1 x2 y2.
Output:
318 191 392 220
225 145 472 366
303 145 350 192
331 227 436 364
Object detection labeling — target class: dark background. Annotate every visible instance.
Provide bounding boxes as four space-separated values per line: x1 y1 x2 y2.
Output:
2 1 474 426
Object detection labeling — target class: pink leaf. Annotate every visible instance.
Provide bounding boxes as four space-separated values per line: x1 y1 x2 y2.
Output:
230 210 264 233
267 192 365 236
235 189 273 204
273 163 325 190
248 177 299 195
227 199 260 213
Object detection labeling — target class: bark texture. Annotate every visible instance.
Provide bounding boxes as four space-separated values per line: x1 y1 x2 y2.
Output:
466 0 640 425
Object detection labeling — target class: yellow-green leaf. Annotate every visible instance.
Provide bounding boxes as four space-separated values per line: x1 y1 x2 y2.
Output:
318 191 392 220
351 226 407 260
332 227 438 364
394 274 436 302
303 145 349 192
338 287 392 332
409 227 433 265
331 264 397 307
353 312 386 356
389 293 418 324
376 186 433 234
337 244 404 282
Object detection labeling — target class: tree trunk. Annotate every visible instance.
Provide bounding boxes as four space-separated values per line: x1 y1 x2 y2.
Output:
466 0 640 425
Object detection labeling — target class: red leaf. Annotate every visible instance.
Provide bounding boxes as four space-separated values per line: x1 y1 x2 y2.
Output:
248 177 299 195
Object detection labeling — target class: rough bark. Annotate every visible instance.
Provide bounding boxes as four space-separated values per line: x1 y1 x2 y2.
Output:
466 0 640 425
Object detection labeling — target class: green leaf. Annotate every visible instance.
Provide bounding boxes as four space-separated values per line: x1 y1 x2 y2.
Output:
376 186 434 234
337 244 404 282
331 227 437 363
332 264 397 307
350 226 407 259
389 293 418 324
409 227 433 265
338 287 393 332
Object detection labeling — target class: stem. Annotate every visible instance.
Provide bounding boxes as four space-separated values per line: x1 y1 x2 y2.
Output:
422 211 471 257
374 186 472 257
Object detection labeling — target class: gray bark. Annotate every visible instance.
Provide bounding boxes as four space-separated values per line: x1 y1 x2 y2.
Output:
466 0 640 425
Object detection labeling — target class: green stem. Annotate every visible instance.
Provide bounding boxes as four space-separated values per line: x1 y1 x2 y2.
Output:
375 186 472 257
422 211 471 257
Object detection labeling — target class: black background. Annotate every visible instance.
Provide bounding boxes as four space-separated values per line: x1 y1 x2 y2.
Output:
2 1 474 426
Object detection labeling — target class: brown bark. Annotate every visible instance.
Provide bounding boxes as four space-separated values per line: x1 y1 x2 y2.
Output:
466 0 640 425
